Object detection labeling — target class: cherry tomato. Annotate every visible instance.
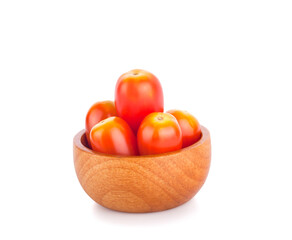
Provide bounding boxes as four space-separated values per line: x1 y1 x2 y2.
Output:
90 117 138 156
115 69 164 133
137 112 182 155
85 101 117 146
167 110 201 148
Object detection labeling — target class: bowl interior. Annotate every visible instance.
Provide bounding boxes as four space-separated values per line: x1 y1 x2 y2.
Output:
77 126 208 159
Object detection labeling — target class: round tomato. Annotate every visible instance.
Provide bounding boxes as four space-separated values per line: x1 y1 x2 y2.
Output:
115 69 164 133
85 100 117 146
137 112 182 155
90 117 138 156
167 110 201 148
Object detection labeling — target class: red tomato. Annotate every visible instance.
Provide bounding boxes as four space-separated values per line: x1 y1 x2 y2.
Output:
137 112 182 155
90 117 138 156
85 101 117 146
167 110 201 148
115 69 164 133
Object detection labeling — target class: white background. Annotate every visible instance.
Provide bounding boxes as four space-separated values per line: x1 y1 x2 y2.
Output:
1 0 292 239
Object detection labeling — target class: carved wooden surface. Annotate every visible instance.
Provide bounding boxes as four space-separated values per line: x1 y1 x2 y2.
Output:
73 126 211 213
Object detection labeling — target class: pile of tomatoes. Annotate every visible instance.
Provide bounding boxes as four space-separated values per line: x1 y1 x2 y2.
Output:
85 69 202 156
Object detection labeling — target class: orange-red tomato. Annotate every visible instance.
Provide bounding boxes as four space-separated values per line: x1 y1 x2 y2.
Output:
167 110 201 148
137 112 182 155
90 117 138 156
85 101 117 146
115 69 164 133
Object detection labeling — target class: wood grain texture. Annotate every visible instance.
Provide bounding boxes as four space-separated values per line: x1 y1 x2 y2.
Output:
73 126 211 213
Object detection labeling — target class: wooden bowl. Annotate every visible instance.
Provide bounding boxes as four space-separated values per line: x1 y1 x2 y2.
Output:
73 126 211 213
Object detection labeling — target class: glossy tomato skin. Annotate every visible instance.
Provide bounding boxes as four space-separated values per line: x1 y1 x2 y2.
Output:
167 110 201 148
137 112 182 155
115 69 164 133
85 101 117 146
90 117 138 156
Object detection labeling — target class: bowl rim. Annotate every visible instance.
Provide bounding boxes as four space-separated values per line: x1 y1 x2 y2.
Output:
74 125 210 159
